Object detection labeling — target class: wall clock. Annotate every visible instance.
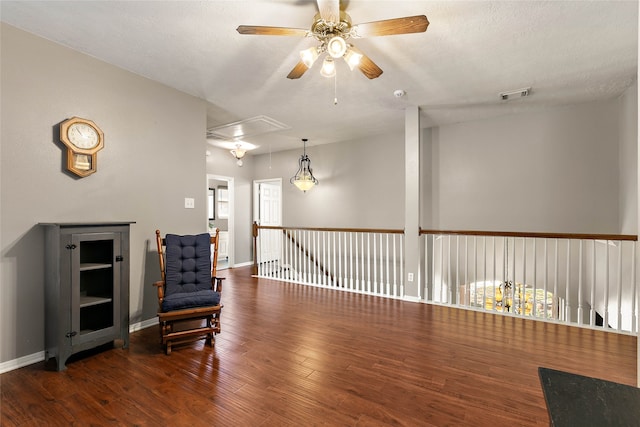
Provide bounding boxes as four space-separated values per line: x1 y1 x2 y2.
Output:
59 116 104 177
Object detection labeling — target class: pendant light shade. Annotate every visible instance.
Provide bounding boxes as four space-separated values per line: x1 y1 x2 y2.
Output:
290 138 319 192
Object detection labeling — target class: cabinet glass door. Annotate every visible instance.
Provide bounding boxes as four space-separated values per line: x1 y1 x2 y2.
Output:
70 232 121 345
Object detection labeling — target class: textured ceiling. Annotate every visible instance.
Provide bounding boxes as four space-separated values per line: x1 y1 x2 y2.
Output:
1 1 638 155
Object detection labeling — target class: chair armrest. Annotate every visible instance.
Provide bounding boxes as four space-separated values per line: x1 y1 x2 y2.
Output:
212 276 224 293
153 280 165 305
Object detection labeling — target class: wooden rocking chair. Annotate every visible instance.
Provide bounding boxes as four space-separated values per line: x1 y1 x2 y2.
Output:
153 229 223 354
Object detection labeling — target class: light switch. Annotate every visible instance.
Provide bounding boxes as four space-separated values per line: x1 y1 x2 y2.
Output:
407 273 414 282
184 198 195 209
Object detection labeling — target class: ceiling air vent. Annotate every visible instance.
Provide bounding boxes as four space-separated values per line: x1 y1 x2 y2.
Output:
206 115 290 140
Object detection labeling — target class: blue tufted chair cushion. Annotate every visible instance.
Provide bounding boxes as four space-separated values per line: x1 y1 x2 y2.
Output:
162 233 221 311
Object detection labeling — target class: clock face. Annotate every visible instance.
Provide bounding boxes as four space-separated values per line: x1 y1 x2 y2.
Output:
68 122 99 149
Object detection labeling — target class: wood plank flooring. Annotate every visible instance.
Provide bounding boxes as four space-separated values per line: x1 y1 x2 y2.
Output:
1 266 637 426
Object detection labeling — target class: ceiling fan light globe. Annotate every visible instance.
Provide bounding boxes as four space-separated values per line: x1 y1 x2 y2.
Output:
344 48 363 71
320 57 336 78
327 36 347 58
300 46 319 68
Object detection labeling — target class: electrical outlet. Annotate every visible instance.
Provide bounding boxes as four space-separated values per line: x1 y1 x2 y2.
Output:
184 198 195 209
408 273 414 282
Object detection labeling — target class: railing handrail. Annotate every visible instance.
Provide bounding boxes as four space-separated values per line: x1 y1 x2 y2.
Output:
420 228 638 241
256 224 404 234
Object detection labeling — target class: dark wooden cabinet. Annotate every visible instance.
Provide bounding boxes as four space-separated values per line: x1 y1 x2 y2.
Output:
41 222 133 371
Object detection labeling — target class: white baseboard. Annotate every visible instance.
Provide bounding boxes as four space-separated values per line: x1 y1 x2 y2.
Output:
232 261 253 268
402 295 422 303
129 317 157 332
0 318 158 374
0 351 45 374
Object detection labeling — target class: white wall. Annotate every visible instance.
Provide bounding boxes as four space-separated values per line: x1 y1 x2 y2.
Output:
0 24 208 364
424 100 624 234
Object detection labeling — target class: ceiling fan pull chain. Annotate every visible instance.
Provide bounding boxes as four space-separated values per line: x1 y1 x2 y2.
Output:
333 72 338 105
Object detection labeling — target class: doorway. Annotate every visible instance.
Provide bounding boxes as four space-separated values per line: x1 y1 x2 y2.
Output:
207 174 234 270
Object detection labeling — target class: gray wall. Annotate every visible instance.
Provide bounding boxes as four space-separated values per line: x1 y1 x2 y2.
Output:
423 98 632 234
252 131 406 229
205 146 254 265
619 80 639 234
1 24 209 363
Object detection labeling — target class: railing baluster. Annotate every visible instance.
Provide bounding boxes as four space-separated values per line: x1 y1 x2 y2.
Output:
522 238 527 318
393 234 397 297
511 237 516 315
578 240 584 324
348 232 353 290
433 236 444 302
472 236 476 308
590 240 596 327
385 234 390 296
338 232 343 287
632 242 637 333
492 236 496 312
553 239 558 320
543 239 548 319
370 233 375 294
447 235 452 303
482 236 487 311
617 240 623 331
465 236 468 307
566 240 571 322
604 240 610 328
532 238 537 318
455 235 460 305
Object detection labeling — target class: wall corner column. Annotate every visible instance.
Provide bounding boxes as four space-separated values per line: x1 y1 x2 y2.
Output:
404 106 421 300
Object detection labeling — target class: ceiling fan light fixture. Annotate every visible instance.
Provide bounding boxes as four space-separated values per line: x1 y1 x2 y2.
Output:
320 56 336 78
327 36 347 58
300 46 320 68
343 46 363 70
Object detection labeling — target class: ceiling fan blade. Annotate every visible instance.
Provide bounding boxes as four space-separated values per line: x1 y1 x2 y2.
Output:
349 46 383 79
236 25 308 36
353 15 429 37
287 61 310 79
316 0 340 23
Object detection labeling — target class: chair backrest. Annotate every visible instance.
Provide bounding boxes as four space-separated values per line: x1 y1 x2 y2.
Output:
156 229 220 295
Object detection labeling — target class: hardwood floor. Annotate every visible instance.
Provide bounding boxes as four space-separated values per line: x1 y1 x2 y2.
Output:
1 266 637 426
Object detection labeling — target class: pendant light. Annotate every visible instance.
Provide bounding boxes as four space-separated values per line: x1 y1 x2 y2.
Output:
290 138 319 192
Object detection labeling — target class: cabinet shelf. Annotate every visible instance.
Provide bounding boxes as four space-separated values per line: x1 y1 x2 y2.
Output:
80 263 112 271
80 295 113 308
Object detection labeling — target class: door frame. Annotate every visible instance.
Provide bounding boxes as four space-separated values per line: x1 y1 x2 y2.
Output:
207 174 234 269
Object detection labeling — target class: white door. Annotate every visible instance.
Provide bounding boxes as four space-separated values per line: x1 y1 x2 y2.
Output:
254 179 282 264
259 182 281 227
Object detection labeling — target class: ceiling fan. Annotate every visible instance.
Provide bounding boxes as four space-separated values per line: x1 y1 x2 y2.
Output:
236 0 429 80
